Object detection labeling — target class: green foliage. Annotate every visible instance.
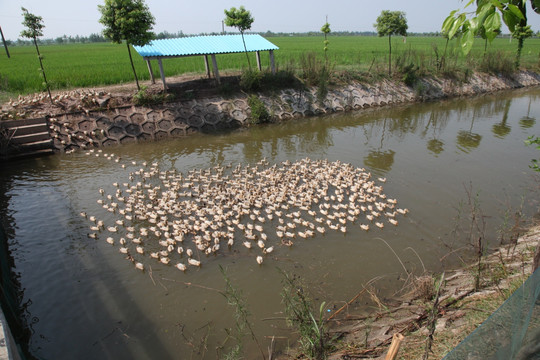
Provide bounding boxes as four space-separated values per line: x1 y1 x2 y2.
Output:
20 7 52 102
279 269 331 359
401 63 420 87
98 0 155 90
224 6 254 69
524 135 540 171
478 51 515 76
240 68 263 91
98 0 155 46
247 94 270 124
512 24 534 68
375 10 408 75
3 36 540 97
224 6 254 33
316 65 330 105
374 10 408 38
321 20 331 63
132 85 173 106
240 67 300 92
441 0 539 67
20 7 44 39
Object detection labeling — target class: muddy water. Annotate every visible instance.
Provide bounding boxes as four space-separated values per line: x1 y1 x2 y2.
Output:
1 88 540 359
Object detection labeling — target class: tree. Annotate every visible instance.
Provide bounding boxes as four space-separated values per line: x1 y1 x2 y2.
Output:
224 6 254 69
374 10 408 75
98 0 155 91
321 17 331 66
442 0 540 68
20 7 52 103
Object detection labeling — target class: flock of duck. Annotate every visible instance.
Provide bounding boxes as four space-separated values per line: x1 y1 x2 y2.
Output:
81 150 408 273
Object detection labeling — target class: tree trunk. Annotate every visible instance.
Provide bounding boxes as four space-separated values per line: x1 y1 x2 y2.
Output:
515 37 524 69
240 31 251 70
388 35 392 76
127 42 140 91
33 37 52 104
533 239 540 273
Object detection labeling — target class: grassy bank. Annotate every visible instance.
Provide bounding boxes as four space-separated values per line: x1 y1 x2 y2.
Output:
1 35 540 102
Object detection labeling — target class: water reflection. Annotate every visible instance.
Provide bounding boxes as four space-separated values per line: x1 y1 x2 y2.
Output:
364 149 396 172
456 112 483 153
520 97 536 129
492 100 512 138
427 139 445 155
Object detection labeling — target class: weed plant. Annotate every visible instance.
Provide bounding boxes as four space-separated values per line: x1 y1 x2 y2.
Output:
279 268 331 360
132 85 173 106
219 265 265 360
247 95 270 124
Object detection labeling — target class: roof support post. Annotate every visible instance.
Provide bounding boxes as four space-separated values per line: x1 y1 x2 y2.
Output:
158 58 167 90
256 51 262 71
211 54 220 84
204 55 211 79
145 59 155 84
269 50 276 74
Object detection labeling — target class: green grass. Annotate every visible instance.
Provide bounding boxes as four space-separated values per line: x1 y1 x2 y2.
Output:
1 35 540 100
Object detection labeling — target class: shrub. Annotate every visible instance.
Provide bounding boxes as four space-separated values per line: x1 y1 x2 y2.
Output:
247 95 270 124
299 52 325 86
240 68 263 91
478 51 515 77
132 86 173 106
401 63 420 87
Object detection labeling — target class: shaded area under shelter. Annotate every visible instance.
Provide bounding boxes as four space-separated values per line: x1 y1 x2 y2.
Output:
133 34 279 88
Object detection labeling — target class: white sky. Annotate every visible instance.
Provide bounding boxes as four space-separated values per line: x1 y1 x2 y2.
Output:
1 0 540 41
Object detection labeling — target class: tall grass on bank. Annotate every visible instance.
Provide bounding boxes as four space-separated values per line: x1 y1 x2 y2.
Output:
1 36 539 99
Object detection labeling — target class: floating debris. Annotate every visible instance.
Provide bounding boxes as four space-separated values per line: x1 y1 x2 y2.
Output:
83 155 408 273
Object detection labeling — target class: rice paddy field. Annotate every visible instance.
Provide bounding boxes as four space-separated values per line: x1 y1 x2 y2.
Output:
1 35 540 98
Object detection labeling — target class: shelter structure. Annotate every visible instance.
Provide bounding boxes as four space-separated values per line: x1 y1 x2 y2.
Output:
133 34 279 88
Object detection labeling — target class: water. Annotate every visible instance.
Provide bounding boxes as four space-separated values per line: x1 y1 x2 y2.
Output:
1 88 540 359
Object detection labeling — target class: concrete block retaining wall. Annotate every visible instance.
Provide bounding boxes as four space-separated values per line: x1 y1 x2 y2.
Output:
47 71 540 152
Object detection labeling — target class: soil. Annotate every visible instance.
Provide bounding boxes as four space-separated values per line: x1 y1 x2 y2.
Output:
0 72 244 121
312 228 540 360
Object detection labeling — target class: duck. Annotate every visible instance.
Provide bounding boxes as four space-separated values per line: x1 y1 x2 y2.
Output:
188 258 201 267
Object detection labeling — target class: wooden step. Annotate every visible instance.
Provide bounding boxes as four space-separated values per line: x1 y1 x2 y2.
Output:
1 117 47 128
14 139 53 153
11 132 51 145
7 123 49 136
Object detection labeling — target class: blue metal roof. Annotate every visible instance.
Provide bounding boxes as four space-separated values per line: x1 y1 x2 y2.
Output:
133 34 279 58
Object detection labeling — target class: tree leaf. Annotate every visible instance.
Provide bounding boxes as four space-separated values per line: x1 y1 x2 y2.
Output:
448 14 466 39
532 0 540 14
484 12 502 34
442 13 456 34
461 28 475 55
488 0 503 10
506 3 525 20
502 10 519 33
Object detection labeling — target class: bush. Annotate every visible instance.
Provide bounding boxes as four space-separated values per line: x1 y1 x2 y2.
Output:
247 95 270 124
401 63 420 87
132 86 173 106
240 69 263 91
478 51 515 77
240 67 301 92
299 52 325 86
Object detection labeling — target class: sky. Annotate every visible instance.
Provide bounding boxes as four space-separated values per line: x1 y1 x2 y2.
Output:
2 0 540 41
